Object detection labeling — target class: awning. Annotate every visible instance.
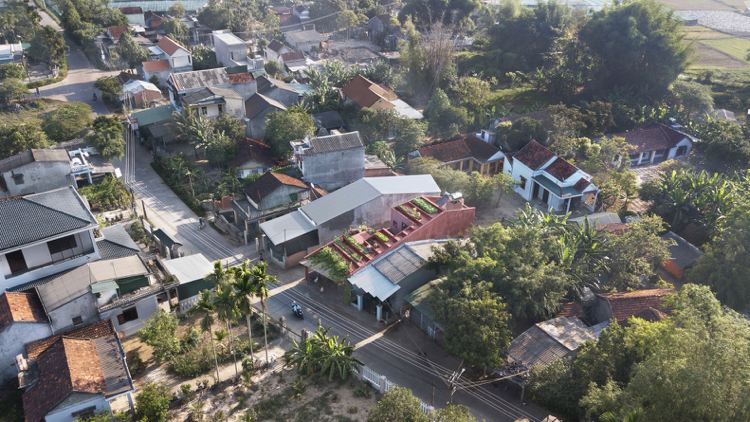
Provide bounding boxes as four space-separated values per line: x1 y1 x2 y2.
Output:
91 280 119 294
348 266 400 302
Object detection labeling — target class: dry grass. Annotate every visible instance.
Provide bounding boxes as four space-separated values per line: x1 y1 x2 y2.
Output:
682 25 750 69
658 0 746 11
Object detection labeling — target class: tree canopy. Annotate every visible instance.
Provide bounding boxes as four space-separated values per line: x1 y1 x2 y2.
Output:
264 108 316 157
42 102 94 142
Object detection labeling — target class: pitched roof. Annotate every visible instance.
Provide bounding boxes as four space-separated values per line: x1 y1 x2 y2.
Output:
157 36 188 55
301 131 364 155
243 171 308 203
107 25 128 42
181 87 227 106
169 68 229 92
162 253 213 284
267 39 286 53
597 288 675 323
119 6 142 14
662 231 703 269
544 157 578 181
0 186 97 253
0 149 70 173
614 122 690 154
418 135 501 163
0 292 46 330
513 140 555 170
507 316 597 369
244 92 287 119
312 111 345 130
281 50 305 63
229 138 275 169
22 320 131 422
342 74 397 108
142 59 170 72
128 104 174 127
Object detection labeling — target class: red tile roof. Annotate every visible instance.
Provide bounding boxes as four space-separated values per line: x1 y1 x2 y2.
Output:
244 171 308 203
418 135 501 163
342 74 397 108
573 178 590 192
281 50 305 62
512 140 555 170
23 337 105 422
0 292 46 330
107 25 128 42
614 122 689 154
157 36 187 56
119 6 142 14
598 288 675 323
544 157 578 181
267 39 286 53
556 301 583 318
142 59 170 72
228 72 254 84
25 320 116 361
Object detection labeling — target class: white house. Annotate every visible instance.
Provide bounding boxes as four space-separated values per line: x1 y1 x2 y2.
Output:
504 140 599 213
0 149 75 197
142 36 192 81
612 122 694 167
0 187 100 291
264 39 292 64
284 29 327 53
180 86 246 119
212 30 248 67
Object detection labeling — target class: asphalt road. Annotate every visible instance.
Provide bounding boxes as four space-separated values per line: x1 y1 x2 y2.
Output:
121 130 550 421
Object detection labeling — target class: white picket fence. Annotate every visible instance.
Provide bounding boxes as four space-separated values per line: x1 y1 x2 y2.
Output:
358 365 435 415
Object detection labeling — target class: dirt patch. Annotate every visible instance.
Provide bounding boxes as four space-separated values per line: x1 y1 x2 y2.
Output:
475 193 527 226
170 369 377 421
689 41 748 69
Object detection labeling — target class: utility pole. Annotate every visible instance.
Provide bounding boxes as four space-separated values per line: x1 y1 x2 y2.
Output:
447 367 465 404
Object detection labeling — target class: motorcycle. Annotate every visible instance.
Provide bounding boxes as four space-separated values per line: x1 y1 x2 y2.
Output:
291 301 303 319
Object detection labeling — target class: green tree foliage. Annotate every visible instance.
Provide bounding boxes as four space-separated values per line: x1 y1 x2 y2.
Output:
87 115 125 159
168 1 186 17
398 0 481 28
265 108 315 157
191 44 220 70
688 175 750 310
139 309 181 363
0 0 41 43
0 78 26 104
669 80 714 119
400 23 456 101
687 119 750 170
117 32 148 70
42 102 93 142
78 175 131 211
366 140 398 168
0 63 25 80
433 288 512 371
367 386 429 422
424 88 470 138
213 113 246 141
95 76 123 109
197 2 231 29
284 325 361 381
28 26 66 67
579 0 688 99
450 76 493 128
495 117 547 151
0 122 50 159
603 215 671 291
433 404 478 422
204 130 235 167
163 18 189 44
640 169 734 237
135 383 171 422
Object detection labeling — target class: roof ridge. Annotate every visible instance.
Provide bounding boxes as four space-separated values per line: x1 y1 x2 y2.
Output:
24 187 92 226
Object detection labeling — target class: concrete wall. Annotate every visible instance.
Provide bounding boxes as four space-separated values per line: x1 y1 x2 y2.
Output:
190 103 222 118
257 185 307 211
214 39 247 67
391 204 475 241
48 294 99 334
1 161 73 196
246 108 278 138
45 394 109 422
0 323 51 383
169 50 192 71
125 14 145 26
100 295 159 337
301 147 365 190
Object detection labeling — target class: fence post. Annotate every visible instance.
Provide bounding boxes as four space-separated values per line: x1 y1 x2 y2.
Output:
378 375 388 394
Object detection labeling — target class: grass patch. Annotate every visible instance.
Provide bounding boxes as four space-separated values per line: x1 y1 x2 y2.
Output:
700 38 750 62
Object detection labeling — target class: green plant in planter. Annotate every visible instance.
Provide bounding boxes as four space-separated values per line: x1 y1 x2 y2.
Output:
399 205 422 221
309 247 349 282
412 198 439 214
374 232 389 242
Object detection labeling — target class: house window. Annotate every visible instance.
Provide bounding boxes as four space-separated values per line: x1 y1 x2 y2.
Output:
200 106 208 115
48 235 78 254
519 176 527 190
5 250 27 274
217 104 223 114
12 173 24 185
117 307 139 325
72 316 84 326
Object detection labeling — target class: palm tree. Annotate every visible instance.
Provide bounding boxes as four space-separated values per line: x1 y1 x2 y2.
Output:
231 262 257 364
189 289 221 382
214 278 240 378
249 261 276 366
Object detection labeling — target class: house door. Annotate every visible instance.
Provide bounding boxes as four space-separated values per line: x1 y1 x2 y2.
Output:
533 182 540 200
542 189 550 204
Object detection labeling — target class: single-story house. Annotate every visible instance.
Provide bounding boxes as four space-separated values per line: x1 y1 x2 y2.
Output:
284 29 327 52
229 138 275 179
612 122 694 167
19 320 134 422
405 277 446 341
413 135 505 176
506 316 599 371
260 175 441 268
121 79 163 109
312 110 345 133
504 140 599 213
591 288 675 325
181 86 245 119
244 92 287 138
161 254 214 312
660 231 703 280
342 75 423 120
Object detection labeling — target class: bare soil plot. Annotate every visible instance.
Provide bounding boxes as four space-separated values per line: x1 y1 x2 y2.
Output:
688 41 748 69
682 25 750 69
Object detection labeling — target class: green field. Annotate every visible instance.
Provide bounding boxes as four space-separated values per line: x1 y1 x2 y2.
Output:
681 25 750 70
658 0 746 11
700 38 750 62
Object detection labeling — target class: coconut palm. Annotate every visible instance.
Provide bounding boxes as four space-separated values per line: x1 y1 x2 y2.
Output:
249 261 276 366
231 262 257 364
214 278 240 378
189 289 221 382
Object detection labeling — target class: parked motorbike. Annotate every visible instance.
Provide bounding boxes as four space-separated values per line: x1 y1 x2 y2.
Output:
292 301 303 319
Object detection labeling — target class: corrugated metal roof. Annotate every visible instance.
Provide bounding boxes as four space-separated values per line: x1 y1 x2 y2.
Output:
507 317 597 369
259 210 315 245
348 266 400 301
162 254 213 284
305 131 363 155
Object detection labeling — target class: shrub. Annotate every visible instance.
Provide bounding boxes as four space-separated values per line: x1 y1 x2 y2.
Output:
42 102 93 142
78 175 131 211
136 383 171 422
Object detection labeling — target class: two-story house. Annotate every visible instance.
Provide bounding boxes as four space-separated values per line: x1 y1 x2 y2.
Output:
181 86 246 119
141 36 193 83
290 131 365 190
0 187 100 291
212 30 249 67
0 149 74 197
504 140 599 213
